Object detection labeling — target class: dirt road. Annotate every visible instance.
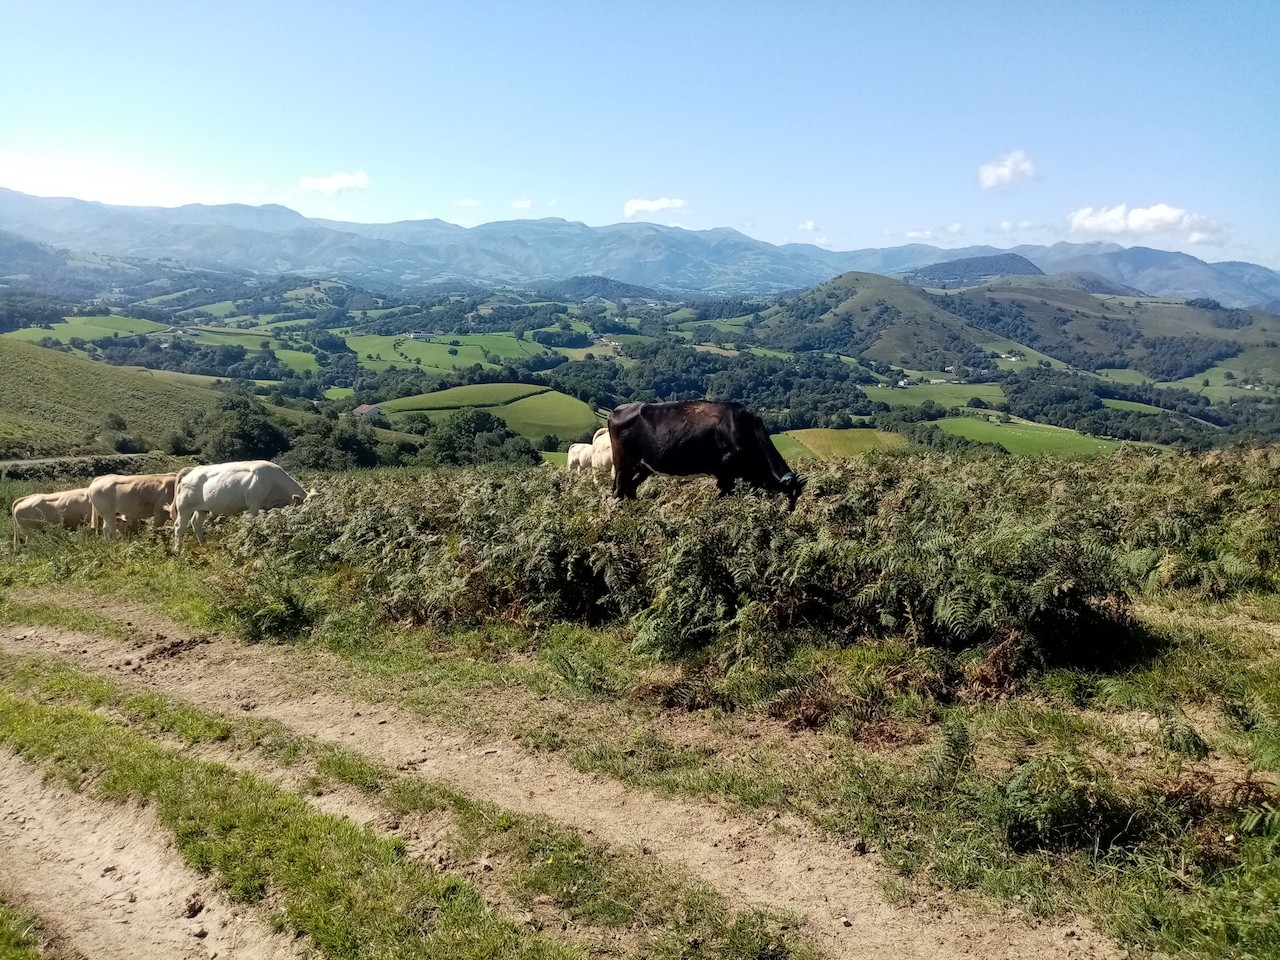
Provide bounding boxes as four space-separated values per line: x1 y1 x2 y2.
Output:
0 602 1121 960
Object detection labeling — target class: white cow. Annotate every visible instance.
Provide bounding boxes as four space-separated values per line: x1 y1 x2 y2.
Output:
88 472 178 539
11 488 94 546
566 443 594 472
172 460 309 549
590 427 614 476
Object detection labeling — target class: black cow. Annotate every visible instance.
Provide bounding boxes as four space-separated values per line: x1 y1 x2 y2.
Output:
608 400 806 509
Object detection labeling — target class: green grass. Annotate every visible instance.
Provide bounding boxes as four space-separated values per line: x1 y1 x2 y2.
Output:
4 315 167 345
0 338 217 457
385 385 598 440
382 383 548 413
768 432 812 463
933 416 1119 456
345 334 551 373
784 428 907 458
1102 398 1170 415
178 300 238 318
0 901 47 960
864 383 1007 409
1097 367 1151 385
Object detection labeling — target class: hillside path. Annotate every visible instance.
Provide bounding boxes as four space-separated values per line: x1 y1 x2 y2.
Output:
0 598 1122 960
0 752 308 960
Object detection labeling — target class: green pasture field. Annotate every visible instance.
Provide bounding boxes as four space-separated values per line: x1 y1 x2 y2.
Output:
177 300 237 318
384 384 598 440
1167 347 1280 400
978 339 1068 370
934 416 1119 456
864 383 1007 409
138 287 200 305
272 348 318 374
4 315 167 345
382 383 548 413
1102 398 1169 415
541 450 568 465
749 347 792 360
324 386 355 400
784 428 907 458
123 366 266 389
555 342 617 360
181 326 278 348
1096 367 1151 385
345 333 550 373
0 338 217 457
482 390 598 439
769 432 813 462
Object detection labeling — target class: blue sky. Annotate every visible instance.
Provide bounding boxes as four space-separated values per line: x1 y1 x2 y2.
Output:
2 1 1277 265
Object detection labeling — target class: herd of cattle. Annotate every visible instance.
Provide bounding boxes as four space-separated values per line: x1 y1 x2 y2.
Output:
9 400 808 548
10 459 309 549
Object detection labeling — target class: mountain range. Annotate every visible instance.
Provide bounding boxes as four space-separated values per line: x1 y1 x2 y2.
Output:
1 186 1277 307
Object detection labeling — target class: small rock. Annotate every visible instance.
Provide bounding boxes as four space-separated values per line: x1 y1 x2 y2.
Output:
184 894 204 918
192 927 208 939
839 916 852 927
852 839 867 855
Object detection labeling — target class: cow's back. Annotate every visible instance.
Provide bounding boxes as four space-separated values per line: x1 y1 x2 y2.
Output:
180 461 305 514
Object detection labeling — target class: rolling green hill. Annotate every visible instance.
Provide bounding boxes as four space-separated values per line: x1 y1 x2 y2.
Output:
384 383 600 440
0 338 219 458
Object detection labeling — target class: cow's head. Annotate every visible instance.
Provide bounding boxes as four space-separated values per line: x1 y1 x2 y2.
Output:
778 471 807 511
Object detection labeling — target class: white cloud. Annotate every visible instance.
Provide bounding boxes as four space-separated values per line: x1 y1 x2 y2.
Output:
797 219 818 232
1066 202 1223 243
624 196 685 219
906 229 935 240
999 219 1036 234
297 171 370 196
510 198 533 211
454 198 480 208
945 221 964 235
978 149 1036 190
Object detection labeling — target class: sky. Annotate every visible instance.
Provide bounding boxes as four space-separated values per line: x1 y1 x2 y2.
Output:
2 0 1278 266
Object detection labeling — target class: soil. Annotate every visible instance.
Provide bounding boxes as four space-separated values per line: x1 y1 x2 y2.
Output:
0 593 1124 960
0 753 308 960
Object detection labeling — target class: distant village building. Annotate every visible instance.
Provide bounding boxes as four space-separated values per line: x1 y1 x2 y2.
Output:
353 404 383 417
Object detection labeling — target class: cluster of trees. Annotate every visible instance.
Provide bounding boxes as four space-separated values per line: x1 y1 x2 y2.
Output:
94 335 297 381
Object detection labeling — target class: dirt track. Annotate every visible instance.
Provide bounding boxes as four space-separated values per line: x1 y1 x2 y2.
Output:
0 600 1122 960
0 753 307 960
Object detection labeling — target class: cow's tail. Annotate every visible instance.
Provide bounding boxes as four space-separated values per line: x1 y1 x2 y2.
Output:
170 466 196 520
10 502 17 549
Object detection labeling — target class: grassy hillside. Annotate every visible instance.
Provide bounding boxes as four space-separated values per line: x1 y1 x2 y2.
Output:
0 338 218 457
384 383 600 440
934 415 1120 456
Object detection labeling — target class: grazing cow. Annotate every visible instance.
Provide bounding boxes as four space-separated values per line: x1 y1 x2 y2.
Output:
172 460 308 548
608 400 806 509
590 427 614 476
88 472 178 539
566 442 594 472
11 488 94 546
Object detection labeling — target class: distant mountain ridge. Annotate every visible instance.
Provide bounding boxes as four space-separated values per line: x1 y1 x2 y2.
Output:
0 186 1276 305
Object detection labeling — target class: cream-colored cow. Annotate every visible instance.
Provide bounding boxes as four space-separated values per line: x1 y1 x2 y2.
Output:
11 488 94 546
88 472 179 539
566 442 594 471
172 460 308 549
590 427 614 477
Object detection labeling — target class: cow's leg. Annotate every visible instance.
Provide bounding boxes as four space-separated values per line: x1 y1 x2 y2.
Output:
174 506 192 549
101 511 119 540
191 510 209 544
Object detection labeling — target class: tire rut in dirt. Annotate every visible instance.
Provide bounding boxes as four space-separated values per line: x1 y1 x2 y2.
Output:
0 751 308 960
